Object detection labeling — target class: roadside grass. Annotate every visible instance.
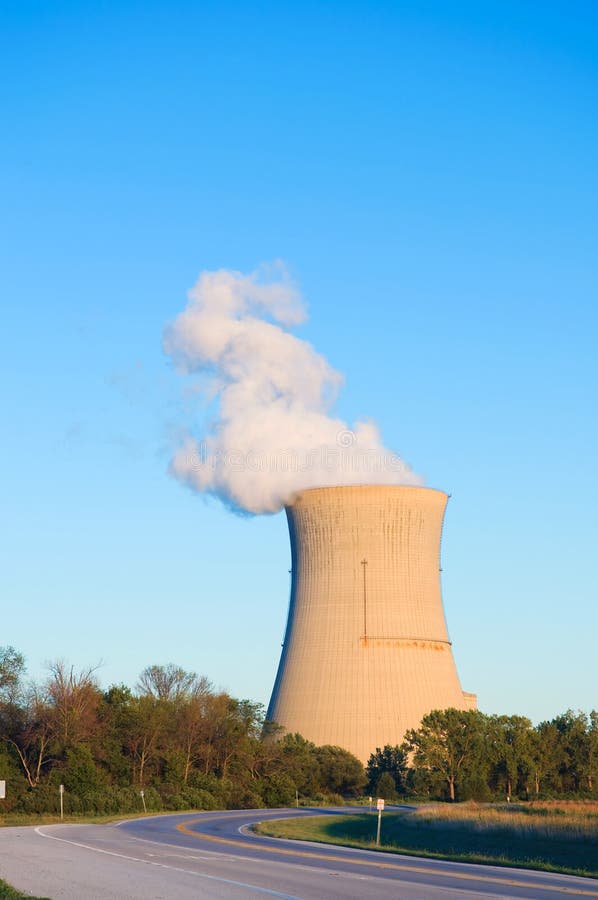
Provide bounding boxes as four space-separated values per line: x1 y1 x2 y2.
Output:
253 802 598 878
0 879 49 899
0 809 198 827
408 799 598 839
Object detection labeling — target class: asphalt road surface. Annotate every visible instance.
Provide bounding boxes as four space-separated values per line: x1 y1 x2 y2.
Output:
0 808 596 899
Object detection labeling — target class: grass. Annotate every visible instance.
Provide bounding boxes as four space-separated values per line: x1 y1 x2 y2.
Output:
408 799 598 839
253 801 598 878
0 879 49 899
0 809 196 827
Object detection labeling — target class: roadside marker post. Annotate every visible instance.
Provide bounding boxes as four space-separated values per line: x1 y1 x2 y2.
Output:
59 784 64 820
376 798 384 846
140 789 147 813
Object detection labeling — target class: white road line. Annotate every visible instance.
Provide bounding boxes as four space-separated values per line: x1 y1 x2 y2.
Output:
34 826 302 900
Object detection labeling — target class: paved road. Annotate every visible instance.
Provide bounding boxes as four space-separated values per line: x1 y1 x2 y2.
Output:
0 808 596 899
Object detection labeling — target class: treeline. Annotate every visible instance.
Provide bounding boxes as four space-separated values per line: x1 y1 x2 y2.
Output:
0 648 364 814
0 647 595 814
369 707 598 803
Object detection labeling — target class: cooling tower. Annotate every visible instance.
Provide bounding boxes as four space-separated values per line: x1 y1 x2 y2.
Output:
267 485 475 763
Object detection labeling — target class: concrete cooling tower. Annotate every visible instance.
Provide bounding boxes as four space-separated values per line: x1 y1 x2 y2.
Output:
267 485 475 763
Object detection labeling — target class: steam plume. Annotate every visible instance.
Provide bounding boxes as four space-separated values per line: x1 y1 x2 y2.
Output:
163 263 421 513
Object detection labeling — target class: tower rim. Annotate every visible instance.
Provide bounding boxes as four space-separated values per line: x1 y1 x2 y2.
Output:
284 483 448 507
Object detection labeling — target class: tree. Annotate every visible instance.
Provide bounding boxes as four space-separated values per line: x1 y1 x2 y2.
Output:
126 694 166 786
0 646 26 706
529 721 562 796
276 733 321 796
588 711 598 793
405 708 486 801
63 744 105 793
174 689 214 785
314 745 365 796
204 696 263 781
376 771 398 801
488 714 533 800
45 661 101 751
554 710 592 793
133 664 216 786
0 646 35 782
137 664 210 703
2 655 103 790
95 685 137 784
366 745 408 796
2 683 54 788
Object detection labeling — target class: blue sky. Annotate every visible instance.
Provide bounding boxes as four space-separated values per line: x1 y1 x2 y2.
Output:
1 1 597 723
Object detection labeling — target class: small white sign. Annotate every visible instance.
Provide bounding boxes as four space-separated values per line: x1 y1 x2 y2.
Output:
376 798 385 811
0 780 6 799
59 784 64 795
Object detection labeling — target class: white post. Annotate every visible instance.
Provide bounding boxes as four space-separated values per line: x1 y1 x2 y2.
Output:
140 789 147 814
59 784 64 820
375 798 384 845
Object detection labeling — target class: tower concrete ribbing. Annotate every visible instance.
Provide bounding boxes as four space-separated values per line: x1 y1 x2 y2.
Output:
267 485 474 763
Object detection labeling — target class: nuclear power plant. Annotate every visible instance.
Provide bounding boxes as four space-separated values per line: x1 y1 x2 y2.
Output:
267 485 475 763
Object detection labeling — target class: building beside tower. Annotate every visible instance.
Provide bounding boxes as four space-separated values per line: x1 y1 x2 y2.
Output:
267 485 475 763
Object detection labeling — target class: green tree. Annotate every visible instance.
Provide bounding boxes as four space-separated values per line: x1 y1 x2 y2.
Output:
366 745 408 796
0 646 26 706
256 772 296 806
174 690 215 785
0 647 38 784
212 698 264 781
277 733 321 796
62 744 106 793
1 683 54 788
95 685 137 784
405 708 486 801
127 694 167 786
588 711 598 793
314 745 365 796
488 714 533 800
529 721 563 796
552 710 598 793
376 771 398 801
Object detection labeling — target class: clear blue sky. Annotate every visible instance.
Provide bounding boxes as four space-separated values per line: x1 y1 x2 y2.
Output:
1 1 596 723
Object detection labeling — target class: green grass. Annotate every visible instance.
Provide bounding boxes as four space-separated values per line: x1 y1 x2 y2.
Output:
0 879 49 899
253 805 598 878
0 809 197 827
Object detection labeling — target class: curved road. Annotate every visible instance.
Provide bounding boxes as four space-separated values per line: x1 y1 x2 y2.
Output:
0 808 596 899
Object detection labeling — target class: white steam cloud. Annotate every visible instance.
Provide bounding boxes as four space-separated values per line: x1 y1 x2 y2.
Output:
163 263 421 513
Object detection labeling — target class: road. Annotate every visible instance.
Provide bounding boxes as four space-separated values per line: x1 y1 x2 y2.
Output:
0 808 596 899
